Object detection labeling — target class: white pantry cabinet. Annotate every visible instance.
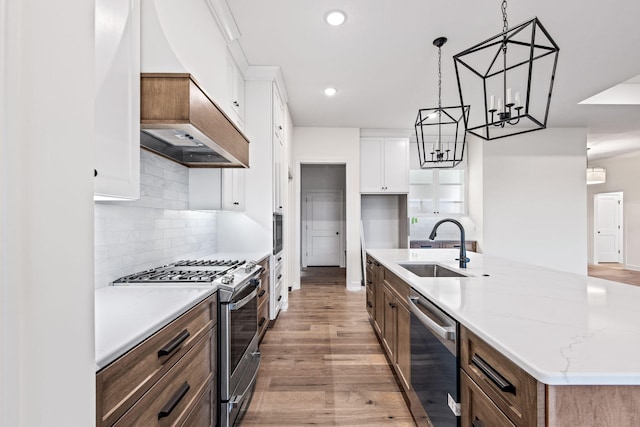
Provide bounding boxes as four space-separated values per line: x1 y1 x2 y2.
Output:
94 0 140 200
360 138 409 194
273 133 284 214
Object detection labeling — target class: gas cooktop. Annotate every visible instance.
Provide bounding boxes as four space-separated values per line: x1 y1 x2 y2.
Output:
112 259 245 284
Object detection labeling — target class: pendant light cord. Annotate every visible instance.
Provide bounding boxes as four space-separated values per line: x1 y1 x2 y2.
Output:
438 44 442 111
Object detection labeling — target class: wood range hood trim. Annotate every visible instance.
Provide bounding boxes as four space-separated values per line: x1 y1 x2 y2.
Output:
140 73 249 168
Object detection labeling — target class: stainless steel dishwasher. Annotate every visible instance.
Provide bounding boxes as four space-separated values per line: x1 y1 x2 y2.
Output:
407 290 460 427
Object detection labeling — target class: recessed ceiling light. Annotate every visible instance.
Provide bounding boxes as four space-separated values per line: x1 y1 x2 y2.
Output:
323 87 337 97
325 10 346 26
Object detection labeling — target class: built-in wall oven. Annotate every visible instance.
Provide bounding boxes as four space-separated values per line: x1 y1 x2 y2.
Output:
407 290 460 427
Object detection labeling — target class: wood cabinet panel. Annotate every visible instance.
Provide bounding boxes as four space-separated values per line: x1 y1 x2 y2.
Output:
395 302 411 392
460 326 543 427
461 370 516 427
410 240 477 251
113 331 214 426
382 284 396 358
96 295 216 427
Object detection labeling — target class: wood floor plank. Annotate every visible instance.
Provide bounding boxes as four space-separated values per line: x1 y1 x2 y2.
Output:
239 277 414 426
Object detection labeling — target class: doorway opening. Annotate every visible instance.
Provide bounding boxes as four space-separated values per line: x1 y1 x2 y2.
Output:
593 192 624 264
300 164 346 285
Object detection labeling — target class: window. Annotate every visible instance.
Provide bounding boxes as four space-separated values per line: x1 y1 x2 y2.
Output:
409 169 465 216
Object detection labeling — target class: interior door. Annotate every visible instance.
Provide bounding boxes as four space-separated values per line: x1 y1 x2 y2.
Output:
595 194 621 263
304 192 342 266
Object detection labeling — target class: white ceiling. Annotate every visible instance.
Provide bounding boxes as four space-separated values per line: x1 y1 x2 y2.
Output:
226 0 640 160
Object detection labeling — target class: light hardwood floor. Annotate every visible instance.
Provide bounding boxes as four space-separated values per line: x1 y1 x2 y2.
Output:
588 263 640 287
239 273 414 426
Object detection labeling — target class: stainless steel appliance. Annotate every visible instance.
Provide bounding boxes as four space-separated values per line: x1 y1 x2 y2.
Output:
407 290 460 427
112 258 264 427
273 213 283 255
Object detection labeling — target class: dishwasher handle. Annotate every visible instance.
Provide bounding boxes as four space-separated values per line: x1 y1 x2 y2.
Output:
407 296 456 341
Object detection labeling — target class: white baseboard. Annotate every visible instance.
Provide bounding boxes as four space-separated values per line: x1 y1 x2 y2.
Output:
624 264 640 272
347 280 363 291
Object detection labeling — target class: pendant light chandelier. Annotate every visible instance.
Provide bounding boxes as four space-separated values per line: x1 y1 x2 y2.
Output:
415 37 470 169
453 0 559 140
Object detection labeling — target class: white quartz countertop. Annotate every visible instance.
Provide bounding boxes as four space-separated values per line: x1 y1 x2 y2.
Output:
95 250 270 371
367 248 640 386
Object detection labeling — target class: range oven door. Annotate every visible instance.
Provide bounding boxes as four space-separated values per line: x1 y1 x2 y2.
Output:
221 277 261 427
407 292 460 427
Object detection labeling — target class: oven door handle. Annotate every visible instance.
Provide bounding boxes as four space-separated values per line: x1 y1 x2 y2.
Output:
407 296 456 341
229 286 259 311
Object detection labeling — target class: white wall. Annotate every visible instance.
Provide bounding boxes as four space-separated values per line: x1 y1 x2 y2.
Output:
0 0 95 425
293 127 361 290
467 128 588 274
587 152 640 269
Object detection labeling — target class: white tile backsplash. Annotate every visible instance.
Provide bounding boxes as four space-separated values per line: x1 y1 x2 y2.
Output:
95 151 217 287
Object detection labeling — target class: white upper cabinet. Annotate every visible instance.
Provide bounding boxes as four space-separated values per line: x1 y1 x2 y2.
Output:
227 53 245 129
222 169 246 211
94 0 140 200
273 84 285 139
188 168 245 212
360 138 409 193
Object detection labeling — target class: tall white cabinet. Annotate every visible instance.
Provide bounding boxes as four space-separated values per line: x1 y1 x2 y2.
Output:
360 137 409 193
94 0 140 200
244 70 288 321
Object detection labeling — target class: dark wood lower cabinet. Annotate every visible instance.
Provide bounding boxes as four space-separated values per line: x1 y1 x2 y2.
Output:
97 295 217 427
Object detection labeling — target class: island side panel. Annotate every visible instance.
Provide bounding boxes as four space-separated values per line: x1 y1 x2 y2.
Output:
546 385 640 426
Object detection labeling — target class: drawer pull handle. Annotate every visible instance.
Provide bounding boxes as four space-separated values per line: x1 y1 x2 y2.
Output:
278 295 282 302
157 329 190 358
277 257 282 262
277 274 282 280
367 279 373 284
472 417 485 427
472 354 516 394
374 261 380 266
258 290 266 297
259 317 266 327
367 301 373 308
367 260 372 265
158 382 190 419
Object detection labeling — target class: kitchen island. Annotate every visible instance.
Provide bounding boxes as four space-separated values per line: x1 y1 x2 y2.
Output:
367 248 640 426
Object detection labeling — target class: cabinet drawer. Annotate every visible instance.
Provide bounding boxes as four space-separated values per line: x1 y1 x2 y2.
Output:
383 268 410 303
181 380 216 427
460 326 542 427
97 295 216 427
461 371 515 427
258 297 269 340
114 330 214 426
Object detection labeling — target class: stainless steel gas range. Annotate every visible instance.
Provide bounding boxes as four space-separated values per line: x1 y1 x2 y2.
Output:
113 258 264 427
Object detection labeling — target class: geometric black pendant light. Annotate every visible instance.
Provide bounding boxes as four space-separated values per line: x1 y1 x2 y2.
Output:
415 37 470 168
453 0 559 140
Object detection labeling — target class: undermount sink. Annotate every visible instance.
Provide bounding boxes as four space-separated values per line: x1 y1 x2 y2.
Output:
399 263 468 278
